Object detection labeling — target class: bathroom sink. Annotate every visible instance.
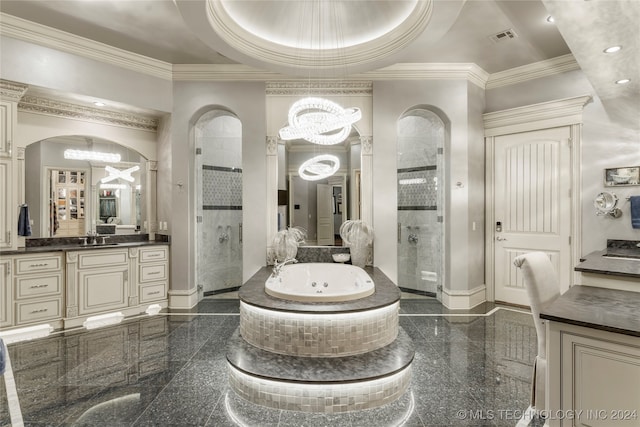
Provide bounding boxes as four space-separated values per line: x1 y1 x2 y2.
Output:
603 253 640 261
78 242 120 248
332 253 350 263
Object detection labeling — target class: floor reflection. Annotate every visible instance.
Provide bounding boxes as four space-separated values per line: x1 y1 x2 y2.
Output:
1 298 544 426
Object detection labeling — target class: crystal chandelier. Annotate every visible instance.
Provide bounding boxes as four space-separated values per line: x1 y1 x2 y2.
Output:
279 97 361 145
298 154 340 181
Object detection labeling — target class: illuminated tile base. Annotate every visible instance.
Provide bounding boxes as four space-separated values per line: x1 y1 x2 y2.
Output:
228 363 412 414
239 301 399 357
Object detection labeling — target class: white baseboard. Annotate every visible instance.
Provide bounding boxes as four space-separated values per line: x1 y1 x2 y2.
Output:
441 285 486 310
168 287 199 310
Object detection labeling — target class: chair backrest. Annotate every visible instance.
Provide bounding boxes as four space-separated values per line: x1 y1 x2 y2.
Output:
513 251 561 357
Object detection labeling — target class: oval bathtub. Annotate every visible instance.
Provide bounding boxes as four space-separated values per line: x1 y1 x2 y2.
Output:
265 263 374 302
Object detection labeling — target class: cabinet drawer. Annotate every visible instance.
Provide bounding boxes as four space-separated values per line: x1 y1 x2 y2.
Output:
78 249 128 269
140 247 168 263
15 254 62 275
140 282 167 303
139 264 167 283
16 298 63 324
16 274 62 299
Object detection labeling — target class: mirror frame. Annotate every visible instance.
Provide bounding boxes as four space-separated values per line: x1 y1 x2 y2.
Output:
265 81 373 261
18 136 158 243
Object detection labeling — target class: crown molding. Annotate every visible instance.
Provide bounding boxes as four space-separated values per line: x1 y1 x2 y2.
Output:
0 79 28 101
486 54 580 90
483 94 593 136
265 81 373 96
172 64 282 81
0 13 172 80
355 63 490 88
18 95 159 132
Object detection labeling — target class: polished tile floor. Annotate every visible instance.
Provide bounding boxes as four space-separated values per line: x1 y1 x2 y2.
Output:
1 295 544 426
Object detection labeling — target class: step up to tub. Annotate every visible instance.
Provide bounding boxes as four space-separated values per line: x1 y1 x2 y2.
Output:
226 327 414 413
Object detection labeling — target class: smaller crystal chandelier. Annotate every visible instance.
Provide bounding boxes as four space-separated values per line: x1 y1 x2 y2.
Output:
298 154 340 181
279 97 361 145
64 149 121 163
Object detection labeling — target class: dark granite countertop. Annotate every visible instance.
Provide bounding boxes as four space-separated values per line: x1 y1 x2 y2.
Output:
0 240 169 256
239 266 400 314
540 285 640 337
575 250 640 278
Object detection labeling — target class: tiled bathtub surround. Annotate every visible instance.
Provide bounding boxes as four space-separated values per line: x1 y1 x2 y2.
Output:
228 363 412 413
239 301 399 357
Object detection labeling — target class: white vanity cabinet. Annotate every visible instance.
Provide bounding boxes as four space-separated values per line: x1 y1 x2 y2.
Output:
2 244 169 331
137 246 169 303
543 286 640 427
547 322 640 427
0 159 12 249
70 249 130 316
13 253 65 327
0 257 12 327
0 99 15 156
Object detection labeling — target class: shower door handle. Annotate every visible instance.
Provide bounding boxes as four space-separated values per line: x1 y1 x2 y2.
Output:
239 223 243 244
397 223 401 243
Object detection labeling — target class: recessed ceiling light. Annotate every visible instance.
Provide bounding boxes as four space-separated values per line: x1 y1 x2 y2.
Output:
93 101 106 107
604 45 622 54
615 79 631 85
546 15 555 23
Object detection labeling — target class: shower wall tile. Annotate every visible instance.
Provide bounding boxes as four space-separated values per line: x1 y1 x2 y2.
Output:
199 209 243 293
202 166 242 208
397 168 437 209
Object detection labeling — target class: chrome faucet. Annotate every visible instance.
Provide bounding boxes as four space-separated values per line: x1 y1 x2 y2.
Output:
86 230 98 245
272 258 298 276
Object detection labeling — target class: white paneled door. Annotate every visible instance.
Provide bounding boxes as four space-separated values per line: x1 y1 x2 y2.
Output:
493 127 572 306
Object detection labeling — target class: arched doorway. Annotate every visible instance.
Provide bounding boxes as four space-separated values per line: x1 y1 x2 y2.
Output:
195 110 243 296
396 108 445 301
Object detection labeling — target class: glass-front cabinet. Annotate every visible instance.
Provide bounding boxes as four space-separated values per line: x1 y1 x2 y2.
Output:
51 169 86 237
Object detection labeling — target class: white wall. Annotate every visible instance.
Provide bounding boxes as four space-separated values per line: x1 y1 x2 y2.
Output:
0 36 172 113
486 70 640 255
372 80 485 294
169 81 267 293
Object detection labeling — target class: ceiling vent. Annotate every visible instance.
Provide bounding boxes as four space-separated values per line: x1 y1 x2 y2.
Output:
489 29 518 43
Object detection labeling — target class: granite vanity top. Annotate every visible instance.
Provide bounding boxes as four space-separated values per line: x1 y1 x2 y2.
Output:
575 250 640 278
540 285 640 337
0 240 169 256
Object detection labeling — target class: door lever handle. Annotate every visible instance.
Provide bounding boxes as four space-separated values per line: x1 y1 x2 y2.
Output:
496 236 507 241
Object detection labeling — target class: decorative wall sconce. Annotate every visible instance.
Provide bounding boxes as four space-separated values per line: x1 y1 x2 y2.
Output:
594 191 623 218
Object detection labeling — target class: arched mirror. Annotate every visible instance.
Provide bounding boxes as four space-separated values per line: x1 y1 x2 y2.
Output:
24 136 148 238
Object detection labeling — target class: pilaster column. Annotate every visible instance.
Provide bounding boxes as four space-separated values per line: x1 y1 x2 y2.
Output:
360 136 373 227
266 136 278 264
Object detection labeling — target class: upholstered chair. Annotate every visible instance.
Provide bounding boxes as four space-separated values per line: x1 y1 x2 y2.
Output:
513 251 562 412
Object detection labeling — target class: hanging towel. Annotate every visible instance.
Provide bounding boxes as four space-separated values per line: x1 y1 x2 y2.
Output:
17 204 32 236
631 196 640 229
